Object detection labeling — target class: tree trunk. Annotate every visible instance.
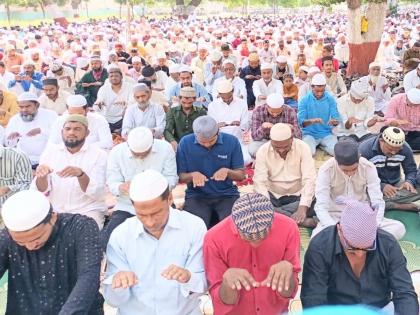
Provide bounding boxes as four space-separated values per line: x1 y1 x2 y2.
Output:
346 0 387 76
39 1 46 18
85 1 89 18
119 2 122 18
6 3 11 26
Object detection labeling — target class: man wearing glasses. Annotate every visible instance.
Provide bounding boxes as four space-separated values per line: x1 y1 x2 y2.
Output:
301 196 418 314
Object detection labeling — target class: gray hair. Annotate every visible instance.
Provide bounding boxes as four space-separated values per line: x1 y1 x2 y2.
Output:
133 83 150 93
193 116 218 139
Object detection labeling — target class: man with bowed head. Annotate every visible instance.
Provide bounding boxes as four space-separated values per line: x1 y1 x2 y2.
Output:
103 170 207 315
204 193 300 315
0 190 104 314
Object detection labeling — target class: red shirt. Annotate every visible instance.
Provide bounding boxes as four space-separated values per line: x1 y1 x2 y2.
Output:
203 214 301 315
315 57 340 72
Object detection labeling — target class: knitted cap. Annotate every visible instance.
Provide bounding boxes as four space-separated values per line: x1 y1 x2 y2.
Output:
382 127 405 147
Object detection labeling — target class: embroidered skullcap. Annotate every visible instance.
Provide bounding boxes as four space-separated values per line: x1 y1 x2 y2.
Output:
17 92 38 102
179 86 196 98
260 63 273 71
406 88 420 105
141 65 155 77
382 126 405 147
50 61 63 72
22 60 35 67
334 139 359 166
270 123 292 141
130 169 168 203
127 127 153 153
216 80 233 94
42 78 58 86
76 57 89 68
311 73 326 85
2 190 51 232
248 53 259 62
187 43 197 52
266 93 284 109
232 193 274 241
350 79 369 100
90 55 102 62
66 94 87 107
193 116 218 139
133 83 150 93
64 114 88 128
132 56 142 64
276 55 288 63
368 61 381 70
338 196 378 249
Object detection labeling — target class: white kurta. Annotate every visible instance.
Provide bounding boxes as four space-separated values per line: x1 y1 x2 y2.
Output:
207 97 252 165
48 112 113 150
359 76 391 112
5 108 58 165
95 81 133 124
46 66 75 94
212 76 247 101
121 102 166 137
38 90 72 115
252 78 283 107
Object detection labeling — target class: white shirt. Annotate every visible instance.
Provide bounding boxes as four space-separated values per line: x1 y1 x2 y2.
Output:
38 90 72 115
103 209 207 315
252 78 283 107
95 81 133 124
107 140 178 215
121 102 166 137
336 95 375 138
46 66 75 94
5 108 57 165
0 125 4 147
207 97 249 141
48 112 113 150
0 71 15 90
32 143 107 215
165 77 178 101
359 75 391 112
212 76 247 101
334 42 350 63
403 69 420 92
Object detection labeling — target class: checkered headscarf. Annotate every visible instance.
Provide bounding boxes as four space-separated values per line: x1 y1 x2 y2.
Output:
232 193 274 241
337 196 378 249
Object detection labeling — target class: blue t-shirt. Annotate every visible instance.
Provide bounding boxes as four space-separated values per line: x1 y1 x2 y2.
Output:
176 133 244 198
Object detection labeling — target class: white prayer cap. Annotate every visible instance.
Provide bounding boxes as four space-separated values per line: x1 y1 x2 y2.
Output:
308 66 321 75
222 59 235 67
133 83 149 93
260 63 273 71
76 57 89 69
127 127 153 153
169 64 180 74
187 43 197 52
17 92 38 102
311 73 326 85
349 79 369 100
149 38 157 44
299 65 310 73
179 64 192 73
131 56 142 64
197 43 208 51
407 88 420 105
266 93 284 108
66 94 87 107
156 52 166 59
2 190 51 232
216 80 233 94
210 50 222 62
369 61 381 69
130 169 168 203
276 55 288 63
270 123 292 141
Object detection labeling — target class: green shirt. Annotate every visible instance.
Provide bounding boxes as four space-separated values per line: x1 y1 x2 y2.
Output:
75 69 108 106
164 105 207 143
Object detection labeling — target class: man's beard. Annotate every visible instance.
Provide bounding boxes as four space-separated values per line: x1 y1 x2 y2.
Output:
181 83 192 87
137 101 149 110
369 74 379 84
21 111 37 122
64 138 85 148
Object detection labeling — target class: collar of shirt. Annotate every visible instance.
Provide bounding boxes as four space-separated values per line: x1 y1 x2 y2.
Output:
134 207 181 237
174 105 199 114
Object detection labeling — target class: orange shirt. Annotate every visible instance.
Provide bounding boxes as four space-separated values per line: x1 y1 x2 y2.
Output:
4 54 24 72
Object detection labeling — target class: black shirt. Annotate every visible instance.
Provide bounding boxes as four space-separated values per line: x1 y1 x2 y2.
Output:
0 214 104 315
301 225 419 315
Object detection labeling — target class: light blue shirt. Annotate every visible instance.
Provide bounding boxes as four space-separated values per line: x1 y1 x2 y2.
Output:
204 62 223 93
106 140 178 214
168 83 211 108
297 91 340 139
103 208 207 315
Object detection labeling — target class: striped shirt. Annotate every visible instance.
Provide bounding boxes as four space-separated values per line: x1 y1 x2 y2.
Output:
0 148 32 207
